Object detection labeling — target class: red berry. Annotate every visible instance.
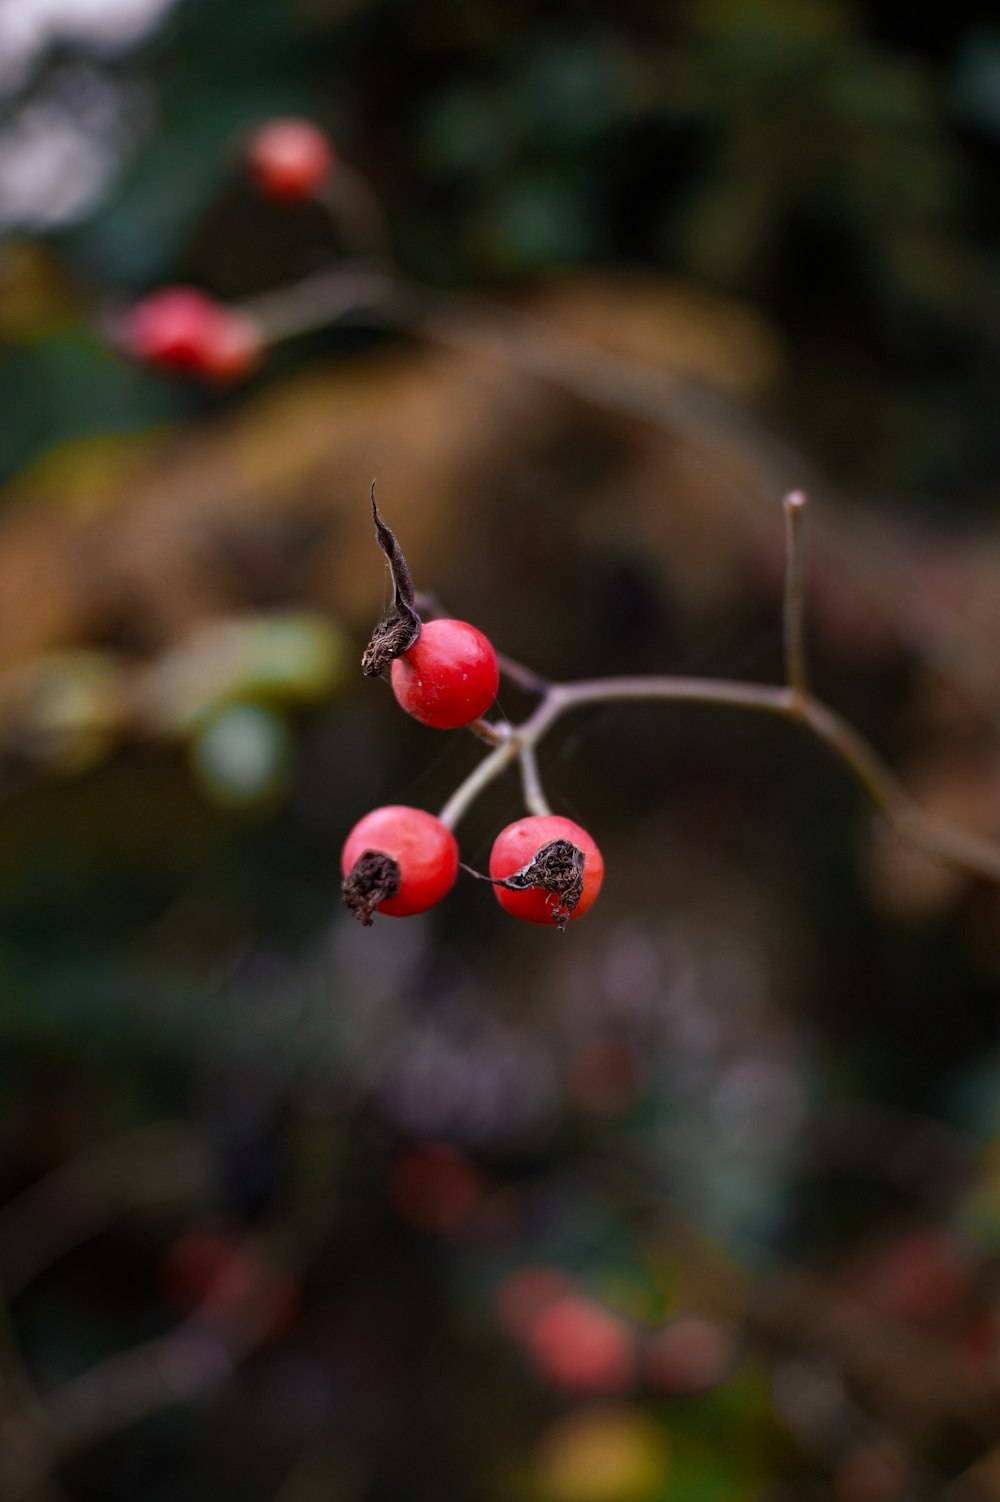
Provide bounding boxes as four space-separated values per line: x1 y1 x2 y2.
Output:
160 1228 298 1341
489 814 603 925
196 309 262 382
247 117 335 200
644 1316 736 1394
843 1229 970 1326
389 1143 483 1232
526 1294 636 1394
390 618 499 730
122 286 261 382
123 286 218 369
341 804 458 920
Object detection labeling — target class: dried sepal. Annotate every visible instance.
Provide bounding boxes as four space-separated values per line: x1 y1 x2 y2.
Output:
361 484 421 676
463 838 585 932
361 613 421 677
342 849 401 925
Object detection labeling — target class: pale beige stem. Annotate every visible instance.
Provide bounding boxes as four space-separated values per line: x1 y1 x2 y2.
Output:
518 743 552 818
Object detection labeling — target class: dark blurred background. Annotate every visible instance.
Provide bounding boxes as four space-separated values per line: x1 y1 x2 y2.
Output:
3 1 1000 1499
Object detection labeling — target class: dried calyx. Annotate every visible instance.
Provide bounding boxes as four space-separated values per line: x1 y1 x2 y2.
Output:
464 838 586 932
361 484 421 676
342 850 400 925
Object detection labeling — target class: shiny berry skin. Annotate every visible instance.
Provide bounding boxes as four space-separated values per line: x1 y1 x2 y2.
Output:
247 118 335 200
489 814 603 924
341 805 458 917
390 619 499 729
122 287 261 382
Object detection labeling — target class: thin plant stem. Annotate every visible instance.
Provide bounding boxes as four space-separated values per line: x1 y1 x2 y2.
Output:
245 266 396 345
436 659 1000 889
467 718 510 746
783 489 809 699
495 652 551 696
540 676 793 725
518 744 552 818
243 266 800 502
799 698 1000 882
438 734 519 830
438 677 790 831
315 164 390 259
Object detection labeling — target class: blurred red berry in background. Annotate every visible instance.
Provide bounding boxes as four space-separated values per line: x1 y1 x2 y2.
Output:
644 1315 736 1394
160 1227 298 1341
833 1441 910 1502
842 1228 971 1326
526 1292 636 1394
389 1143 484 1232
247 117 335 200
961 1307 1000 1377
122 287 262 382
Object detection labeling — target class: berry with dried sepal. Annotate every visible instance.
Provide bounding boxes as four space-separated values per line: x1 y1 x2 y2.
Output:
247 117 335 200
488 815 603 928
341 805 459 924
390 617 499 729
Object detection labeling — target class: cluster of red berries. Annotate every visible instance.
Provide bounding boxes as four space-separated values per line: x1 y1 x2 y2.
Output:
342 565 604 927
497 1265 736 1397
121 287 263 382
342 803 603 927
121 118 335 381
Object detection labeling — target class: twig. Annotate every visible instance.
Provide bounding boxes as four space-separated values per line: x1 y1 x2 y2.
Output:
0 1295 66 1502
467 717 510 746
0 1123 207 1299
438 676 791 832
438 734 520 829
799 698 1000 882
2 1322 236 1495
246 266 801 504
0 1129 210 1502
431 496 1000 890
0 1232 311 1494
315 163 390 260
518 743 552 818
783 489 809 700
244 265 396 344
495 651 551 696
440 668 1000 886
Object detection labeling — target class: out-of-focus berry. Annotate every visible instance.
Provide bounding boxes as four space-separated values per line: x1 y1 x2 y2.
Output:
122 286 261 382
247 117 335 199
